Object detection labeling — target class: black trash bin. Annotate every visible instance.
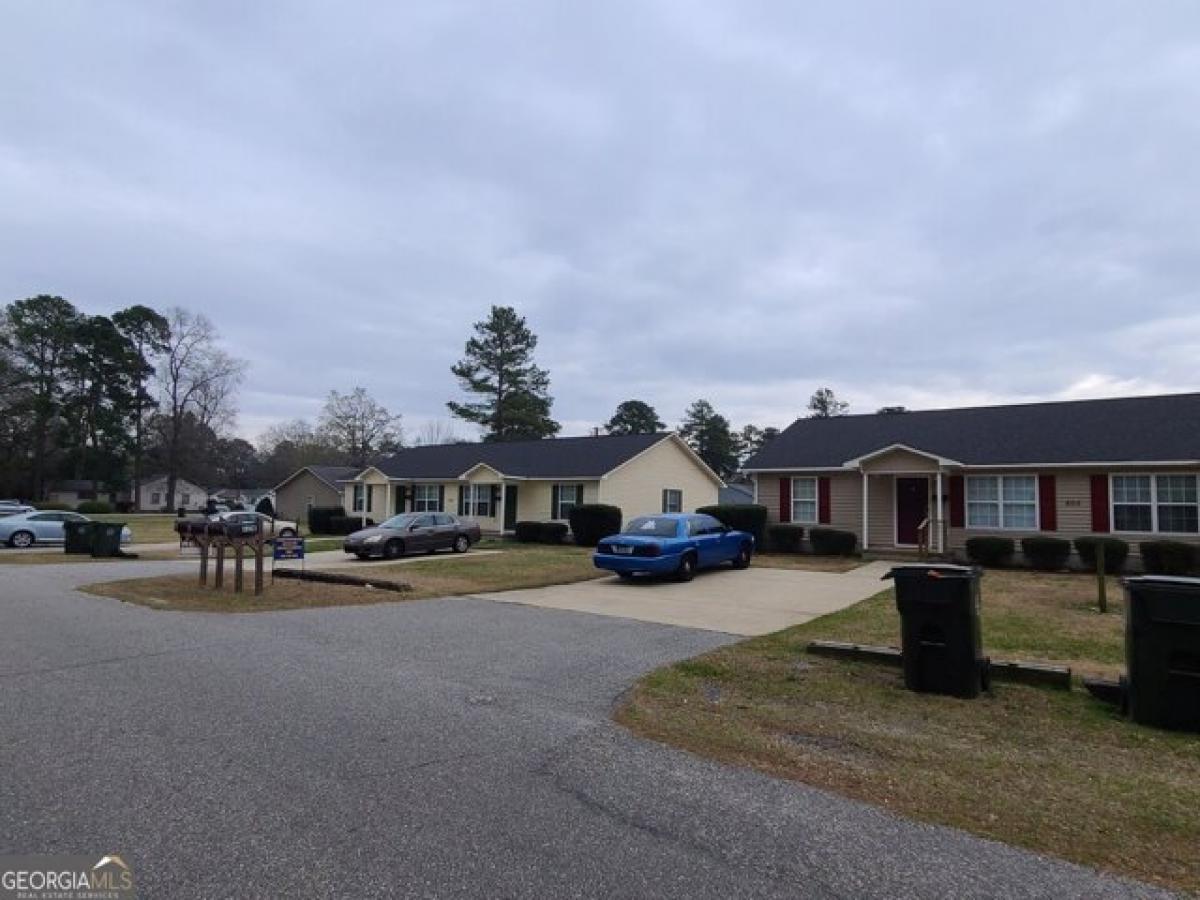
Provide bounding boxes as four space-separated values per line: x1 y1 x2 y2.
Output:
883 564 988 698
1123 575 1200 732
90 522 125 557
63 520 96 554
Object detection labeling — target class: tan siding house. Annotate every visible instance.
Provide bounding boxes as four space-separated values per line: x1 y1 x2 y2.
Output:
340 433 721 535
273 466 359 524
744 394 1200 565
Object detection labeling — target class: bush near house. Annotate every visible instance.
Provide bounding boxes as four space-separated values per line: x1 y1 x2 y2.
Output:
76 500 114 515
256 497 275 517
809 527 857 556
1021 536 1072 571
1074 536 1129 574
515 521 568 544
1140 540 1200 576
328 516 375 535
308 506 346 535
965 536 1015 567
696 504 768 548
767 524 805 553
568 504 622 547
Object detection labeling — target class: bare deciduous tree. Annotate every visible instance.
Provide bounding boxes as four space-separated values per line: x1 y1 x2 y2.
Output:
317 387 402 466
413 419 466 447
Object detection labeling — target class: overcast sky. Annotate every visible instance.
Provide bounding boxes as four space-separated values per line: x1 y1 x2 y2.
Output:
3 2 1199 441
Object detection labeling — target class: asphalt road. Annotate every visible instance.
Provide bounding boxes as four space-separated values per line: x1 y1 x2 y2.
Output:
0 562 1174 899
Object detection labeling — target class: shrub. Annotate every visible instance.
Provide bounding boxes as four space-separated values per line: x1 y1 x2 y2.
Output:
809 527 857 556
255 496 275 516
1139 540 1200 576
767 524 805 553
515 521 568 544
1074 536 1129 574
965 536 1016 567
76 500 113 514
308 506 346 534
696 504 768 548
115 500 134 514
568 504 622 547
1021 536 1071 571
328 515 375 535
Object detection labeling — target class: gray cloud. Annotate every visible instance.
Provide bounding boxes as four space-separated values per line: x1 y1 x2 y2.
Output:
3 1 1198 441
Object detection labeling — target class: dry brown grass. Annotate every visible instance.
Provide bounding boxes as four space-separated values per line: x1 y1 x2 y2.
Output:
617 568 1200 893
82 545 599 613
752 553 863 573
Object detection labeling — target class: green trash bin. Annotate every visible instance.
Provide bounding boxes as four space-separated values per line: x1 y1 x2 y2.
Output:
90 522 126 558
1123 575 1200 732
63 520 96 554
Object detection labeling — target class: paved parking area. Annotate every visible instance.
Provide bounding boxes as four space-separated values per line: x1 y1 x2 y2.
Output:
480 560 894 635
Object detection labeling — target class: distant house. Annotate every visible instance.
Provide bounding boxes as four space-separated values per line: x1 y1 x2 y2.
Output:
133 475 208 512
45 480 121 508
273 466 360 523
210 487 276 510
342 433 722 533
743 393 1200 561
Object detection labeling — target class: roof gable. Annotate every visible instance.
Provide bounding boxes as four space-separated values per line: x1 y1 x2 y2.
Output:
745 393 1200 470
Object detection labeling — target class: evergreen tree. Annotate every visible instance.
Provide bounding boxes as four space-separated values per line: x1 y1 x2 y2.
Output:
605 400 666 435
807 387 849 418
447 306 559 441
679 399 741 479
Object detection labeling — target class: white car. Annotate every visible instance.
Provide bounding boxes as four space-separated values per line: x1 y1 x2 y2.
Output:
0 511 133 548
0 502 34 518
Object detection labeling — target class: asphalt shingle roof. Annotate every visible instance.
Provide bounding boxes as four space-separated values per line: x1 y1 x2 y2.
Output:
309 466 362 489
370 432 670 480
744 393 1200 469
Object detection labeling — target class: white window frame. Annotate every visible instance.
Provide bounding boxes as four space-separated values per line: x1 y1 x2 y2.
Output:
151 491 161 506
1111 473 1200 535
412 483 441 512
352 484 365 512
464 484 493 518
554 484 582 520
791 477 818 524
965 475 1038 531
662 489 683 514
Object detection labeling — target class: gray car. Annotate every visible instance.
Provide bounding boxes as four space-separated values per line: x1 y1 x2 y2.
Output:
0 511 133 548
343 513 481 560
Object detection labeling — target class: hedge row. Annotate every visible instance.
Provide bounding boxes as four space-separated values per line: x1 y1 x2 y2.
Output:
767 524 805 553
76 500 114 514
568 504 622 547
308 506 346 535
515 521 569 544
1140 540 1200 576
695 504 768 547
960 535 1180 574
810 527 858 556
327 515 375 535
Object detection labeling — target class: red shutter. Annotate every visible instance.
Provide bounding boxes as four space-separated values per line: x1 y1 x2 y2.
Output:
818 476 831 524
779 477 791 523
1038 475 1057 531
949 475 965 528
1090 474 1110 533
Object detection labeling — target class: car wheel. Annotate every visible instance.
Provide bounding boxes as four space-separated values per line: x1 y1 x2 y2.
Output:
617 572 636 581
8 530 34 549
452 534 471 553
675 553 697 582
732 543 752 569
383 539 404 560
355 552 371 561
279 528 296 538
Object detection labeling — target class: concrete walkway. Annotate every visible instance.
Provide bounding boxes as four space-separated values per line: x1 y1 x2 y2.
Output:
480 560 895 636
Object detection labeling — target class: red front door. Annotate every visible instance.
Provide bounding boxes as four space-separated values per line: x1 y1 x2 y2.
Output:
895 477 929 546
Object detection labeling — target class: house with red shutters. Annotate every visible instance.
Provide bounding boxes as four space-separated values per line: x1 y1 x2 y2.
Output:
742 393 1200 562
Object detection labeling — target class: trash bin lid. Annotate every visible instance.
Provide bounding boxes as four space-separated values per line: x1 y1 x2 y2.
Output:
1122 575 1200 588
882 563 979 581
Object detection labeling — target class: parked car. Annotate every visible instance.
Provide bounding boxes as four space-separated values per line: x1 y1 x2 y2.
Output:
593 513 754 582
0 501 34 517
207 511 299 538
343 513 481 560
0 510 132 548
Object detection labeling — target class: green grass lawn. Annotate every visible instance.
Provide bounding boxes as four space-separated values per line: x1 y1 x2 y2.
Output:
90 513 181 544
617 568 1200 893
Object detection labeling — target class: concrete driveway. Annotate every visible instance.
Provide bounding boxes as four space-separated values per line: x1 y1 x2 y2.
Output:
481 560 894 636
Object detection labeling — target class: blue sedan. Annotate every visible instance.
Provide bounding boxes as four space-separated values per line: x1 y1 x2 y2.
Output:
593 513 754 582
0 511 133 548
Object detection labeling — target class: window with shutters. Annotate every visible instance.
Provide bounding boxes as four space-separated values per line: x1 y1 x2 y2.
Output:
662 489 683 513
966 475 1036 529
463 484 493 518
1112 474 1198 534
352 484 365 512
412 484 441 512
554 484 581 520
790 477 818 524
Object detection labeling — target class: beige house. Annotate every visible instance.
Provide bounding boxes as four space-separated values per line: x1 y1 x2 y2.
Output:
273 466 360 523
744 393 1200 561
341 432 722 533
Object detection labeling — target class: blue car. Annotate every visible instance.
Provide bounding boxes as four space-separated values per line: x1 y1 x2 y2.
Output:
593 513 754 582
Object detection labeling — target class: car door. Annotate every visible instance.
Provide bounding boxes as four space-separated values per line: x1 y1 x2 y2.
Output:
432 513 457 550
408 515 437 551
694 516 727 567
30 512 66 542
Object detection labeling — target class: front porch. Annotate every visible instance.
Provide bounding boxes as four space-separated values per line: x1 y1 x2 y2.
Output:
851 444 960 554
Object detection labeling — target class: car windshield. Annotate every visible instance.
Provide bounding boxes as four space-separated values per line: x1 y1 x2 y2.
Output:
622 516 679 538
381 514 419 529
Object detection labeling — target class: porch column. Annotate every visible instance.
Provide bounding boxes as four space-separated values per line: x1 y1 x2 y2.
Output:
935 471 943 554
384 483 393 520
497 482 506 533
861 470 869 551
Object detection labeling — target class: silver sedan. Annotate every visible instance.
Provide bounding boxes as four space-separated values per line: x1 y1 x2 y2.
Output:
0 511 133 548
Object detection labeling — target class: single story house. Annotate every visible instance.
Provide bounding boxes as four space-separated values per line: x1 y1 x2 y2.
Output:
45 480 122 508
273 466 361 523
134 475 208 512
743 393 1200 560
342 432 722 533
